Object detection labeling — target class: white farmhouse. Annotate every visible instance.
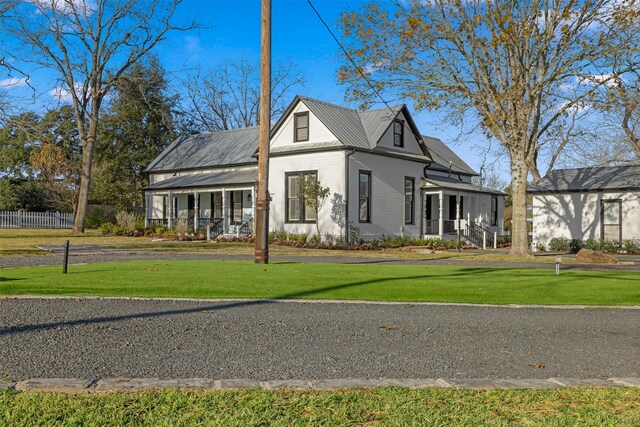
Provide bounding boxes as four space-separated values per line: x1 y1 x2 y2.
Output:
143 96 505 244
529 165 640 249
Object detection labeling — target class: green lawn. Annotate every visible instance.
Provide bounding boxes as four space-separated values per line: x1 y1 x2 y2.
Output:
1 387 639 426
1 260 639 305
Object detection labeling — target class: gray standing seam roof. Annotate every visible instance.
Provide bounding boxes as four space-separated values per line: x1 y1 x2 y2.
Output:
528 165 640 193
298 97 371 149
423 176 506 195
143 168 257 191
144 127 259 173
422 135 477 176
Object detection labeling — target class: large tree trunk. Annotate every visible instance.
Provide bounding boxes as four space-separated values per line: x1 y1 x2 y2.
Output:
73 117 97 233
509 153 530 256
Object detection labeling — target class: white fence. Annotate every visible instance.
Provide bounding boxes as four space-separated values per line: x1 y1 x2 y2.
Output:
0 211 74 229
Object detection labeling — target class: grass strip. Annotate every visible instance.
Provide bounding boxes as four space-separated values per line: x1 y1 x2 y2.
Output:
1 387 639 426
1 260 639 305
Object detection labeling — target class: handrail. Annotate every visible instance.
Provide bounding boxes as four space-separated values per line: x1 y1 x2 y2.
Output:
238 217 253 237
208 217 224 240
464 221 494 248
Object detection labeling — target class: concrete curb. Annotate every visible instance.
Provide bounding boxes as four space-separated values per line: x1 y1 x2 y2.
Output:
2 377 638 394
2 295 639 311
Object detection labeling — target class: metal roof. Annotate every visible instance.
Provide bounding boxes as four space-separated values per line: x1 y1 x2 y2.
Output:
422 135 477 176
422 176 506 195
143 168 257 191
528 165 640 193
144 127 259 173
299 97 371 149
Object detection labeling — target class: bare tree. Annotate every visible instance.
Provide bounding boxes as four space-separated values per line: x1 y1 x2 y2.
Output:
182 59 305 133
338 0 640 255
3 0 196 232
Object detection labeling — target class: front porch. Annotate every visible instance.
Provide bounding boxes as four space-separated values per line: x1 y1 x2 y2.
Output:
422 184 504 248
145 187 255 238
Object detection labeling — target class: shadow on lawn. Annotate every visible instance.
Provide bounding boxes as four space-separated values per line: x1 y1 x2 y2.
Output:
0 267 636 337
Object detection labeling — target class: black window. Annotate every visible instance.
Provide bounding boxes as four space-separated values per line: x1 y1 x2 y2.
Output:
393 120 404 147
404 177 414 224
359 170 371 223
294 112 309 142
449 195 463 220
187 194 195 210
286 171 317 222
491 196 498 226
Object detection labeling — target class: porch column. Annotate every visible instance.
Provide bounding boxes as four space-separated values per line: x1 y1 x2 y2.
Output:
251 185 256 220
193 189 199 233
456 192 461 231
222 187 228 234
168 191 173 229
438 190 444 237
144 193 150 228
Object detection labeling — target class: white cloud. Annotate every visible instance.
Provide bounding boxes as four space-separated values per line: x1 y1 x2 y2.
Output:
578 74 622 88
0 77 28 89
48 85 78 102
28 0 96 16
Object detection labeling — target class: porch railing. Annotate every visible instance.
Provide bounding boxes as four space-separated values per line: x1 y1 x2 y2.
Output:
238 217 253 237
208 218 224 240
464 221 495 248
148 218 169 228
425 220 439 235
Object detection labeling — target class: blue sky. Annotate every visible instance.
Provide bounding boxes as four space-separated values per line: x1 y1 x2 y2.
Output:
0 0 499 177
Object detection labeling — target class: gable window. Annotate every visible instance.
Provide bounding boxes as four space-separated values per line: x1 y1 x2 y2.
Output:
286 171 317 222
404 177 414 224
294 112 309 142
393 120 404 147
359 170 372 223
491 196 498 226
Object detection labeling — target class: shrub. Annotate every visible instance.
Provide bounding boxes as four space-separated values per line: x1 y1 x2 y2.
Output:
623 239 640 254
569 239 584 253
174 217 189 235
115 210 141 231
98 222 116 235
548 237 570 251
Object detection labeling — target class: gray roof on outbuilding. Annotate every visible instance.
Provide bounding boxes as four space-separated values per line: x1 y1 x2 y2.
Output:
423 176 506 195
144 127 259 173
528 165 640 193
143 168 257 191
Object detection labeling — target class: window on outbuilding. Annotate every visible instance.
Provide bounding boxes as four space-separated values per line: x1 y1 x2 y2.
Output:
294 112 309 142
491 196 498 226
286 171 317 223
404 177 414 224
393 120 404 147
359 170 371 223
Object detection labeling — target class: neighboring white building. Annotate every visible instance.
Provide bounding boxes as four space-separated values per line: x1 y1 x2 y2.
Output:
143 96 505 244
529 165 640 249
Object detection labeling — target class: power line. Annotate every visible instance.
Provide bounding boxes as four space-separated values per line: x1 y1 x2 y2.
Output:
305 0 429 152
305 0 393 112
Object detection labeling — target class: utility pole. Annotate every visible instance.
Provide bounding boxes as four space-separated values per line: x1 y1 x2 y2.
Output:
254 0 271 264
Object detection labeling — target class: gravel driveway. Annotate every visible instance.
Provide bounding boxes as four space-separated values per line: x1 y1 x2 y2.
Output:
0 298 637 380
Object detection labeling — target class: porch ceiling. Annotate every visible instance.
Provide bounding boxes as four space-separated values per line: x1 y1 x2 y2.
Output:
422 176 506 195
143 169 257 191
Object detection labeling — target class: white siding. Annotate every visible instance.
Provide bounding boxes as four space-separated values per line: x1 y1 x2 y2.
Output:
270 100 338 148
269 151 346 237
376 111 424 156
349 151 424 238
532 190 640 248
